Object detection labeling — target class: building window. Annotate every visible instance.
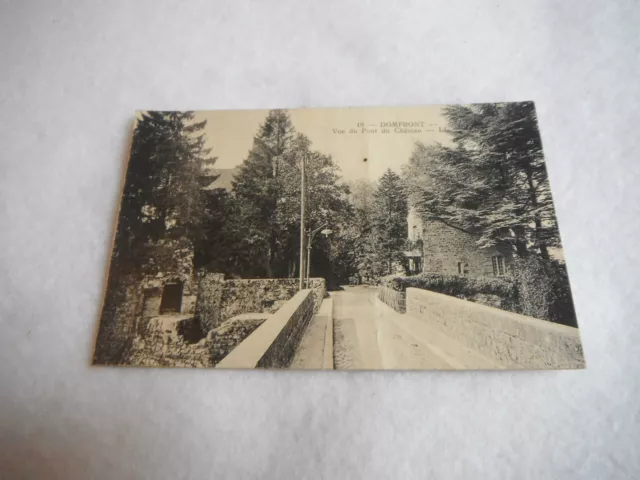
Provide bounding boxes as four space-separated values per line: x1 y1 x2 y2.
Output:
160 281 183 314
492 256 505 276
408 257 422 274
457 262 469 276
412 225 418 240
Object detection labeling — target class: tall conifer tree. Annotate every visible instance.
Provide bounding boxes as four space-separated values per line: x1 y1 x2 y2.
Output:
372 169 408 275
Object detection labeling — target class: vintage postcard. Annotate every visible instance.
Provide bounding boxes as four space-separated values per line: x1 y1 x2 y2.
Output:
93 103 585 370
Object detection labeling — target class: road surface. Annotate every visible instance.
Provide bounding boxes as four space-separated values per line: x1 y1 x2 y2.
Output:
332 286 500 370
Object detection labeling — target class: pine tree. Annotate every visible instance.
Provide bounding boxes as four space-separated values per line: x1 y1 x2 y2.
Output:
231 110 295 277
96 111 214 364
404 102 559 259
231 110 349 278
113 111 213 275
372 169 408 275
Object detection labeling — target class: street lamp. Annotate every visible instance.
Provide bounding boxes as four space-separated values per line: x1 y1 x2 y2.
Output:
305 224 333 288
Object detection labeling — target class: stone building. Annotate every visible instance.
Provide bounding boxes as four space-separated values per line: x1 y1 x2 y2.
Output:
94 228 328 366
92 236 199 365
137 238 198 328
405 206 513 277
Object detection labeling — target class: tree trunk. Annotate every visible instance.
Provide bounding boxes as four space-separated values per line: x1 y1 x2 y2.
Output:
264 248 273 277
287 259 295 278
266 229 278 277
525 167 549 260
537 232 550 260
512 225 529 258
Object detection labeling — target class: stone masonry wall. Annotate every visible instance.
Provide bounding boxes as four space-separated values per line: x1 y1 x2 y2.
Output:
194 273 225 332
406 287 585 369
139 239 198 319
257 290 315 368
221 278 325 319
93 276 145 365
421 220 512 277
408 206 512 277
109 273 326 367
378 285 406 313
216 289 315 369
94 238 198 365
129 313 269 368
195 275 326 331
129 315 213 368
208 314 270 365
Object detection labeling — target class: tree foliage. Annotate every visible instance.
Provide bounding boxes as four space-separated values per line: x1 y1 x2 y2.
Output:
328 174 409 282
113 111 214 275
372 169 408 275
228 110 350 278
403 102 559 259
329 179 376 283
97 112 214 364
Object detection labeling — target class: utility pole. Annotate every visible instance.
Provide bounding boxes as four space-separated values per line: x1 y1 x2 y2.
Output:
298 153 306 290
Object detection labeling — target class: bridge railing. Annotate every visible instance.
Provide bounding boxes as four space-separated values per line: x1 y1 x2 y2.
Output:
378 285 406 313
216 289 315 369
405 287 585 369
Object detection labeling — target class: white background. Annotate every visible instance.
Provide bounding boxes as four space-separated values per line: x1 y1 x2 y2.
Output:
1 1 639 478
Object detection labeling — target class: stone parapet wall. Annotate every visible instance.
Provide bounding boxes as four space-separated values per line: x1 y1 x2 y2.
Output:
196 275 326 331
129 315 212 368
378 285 406 313
216 289 315 369
194 273 225 332
221 278 325 318
321 298 334 370
129 313 269 368
406 288 585 369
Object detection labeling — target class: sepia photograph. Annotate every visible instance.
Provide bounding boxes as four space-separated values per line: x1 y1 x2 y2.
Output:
93 103 585 370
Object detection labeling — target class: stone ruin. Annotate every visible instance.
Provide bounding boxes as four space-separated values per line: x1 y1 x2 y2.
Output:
127 269 326 367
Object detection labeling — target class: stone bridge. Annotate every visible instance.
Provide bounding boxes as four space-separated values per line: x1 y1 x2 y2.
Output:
126 283 584 370
371 286 585 369
284 285 584 370
212 284 585 370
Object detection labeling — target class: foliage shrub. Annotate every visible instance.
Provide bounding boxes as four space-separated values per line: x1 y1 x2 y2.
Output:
510 256 552 321
546 261 578 327
380 273 517 310
382 258 578 327
511 257 578 327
